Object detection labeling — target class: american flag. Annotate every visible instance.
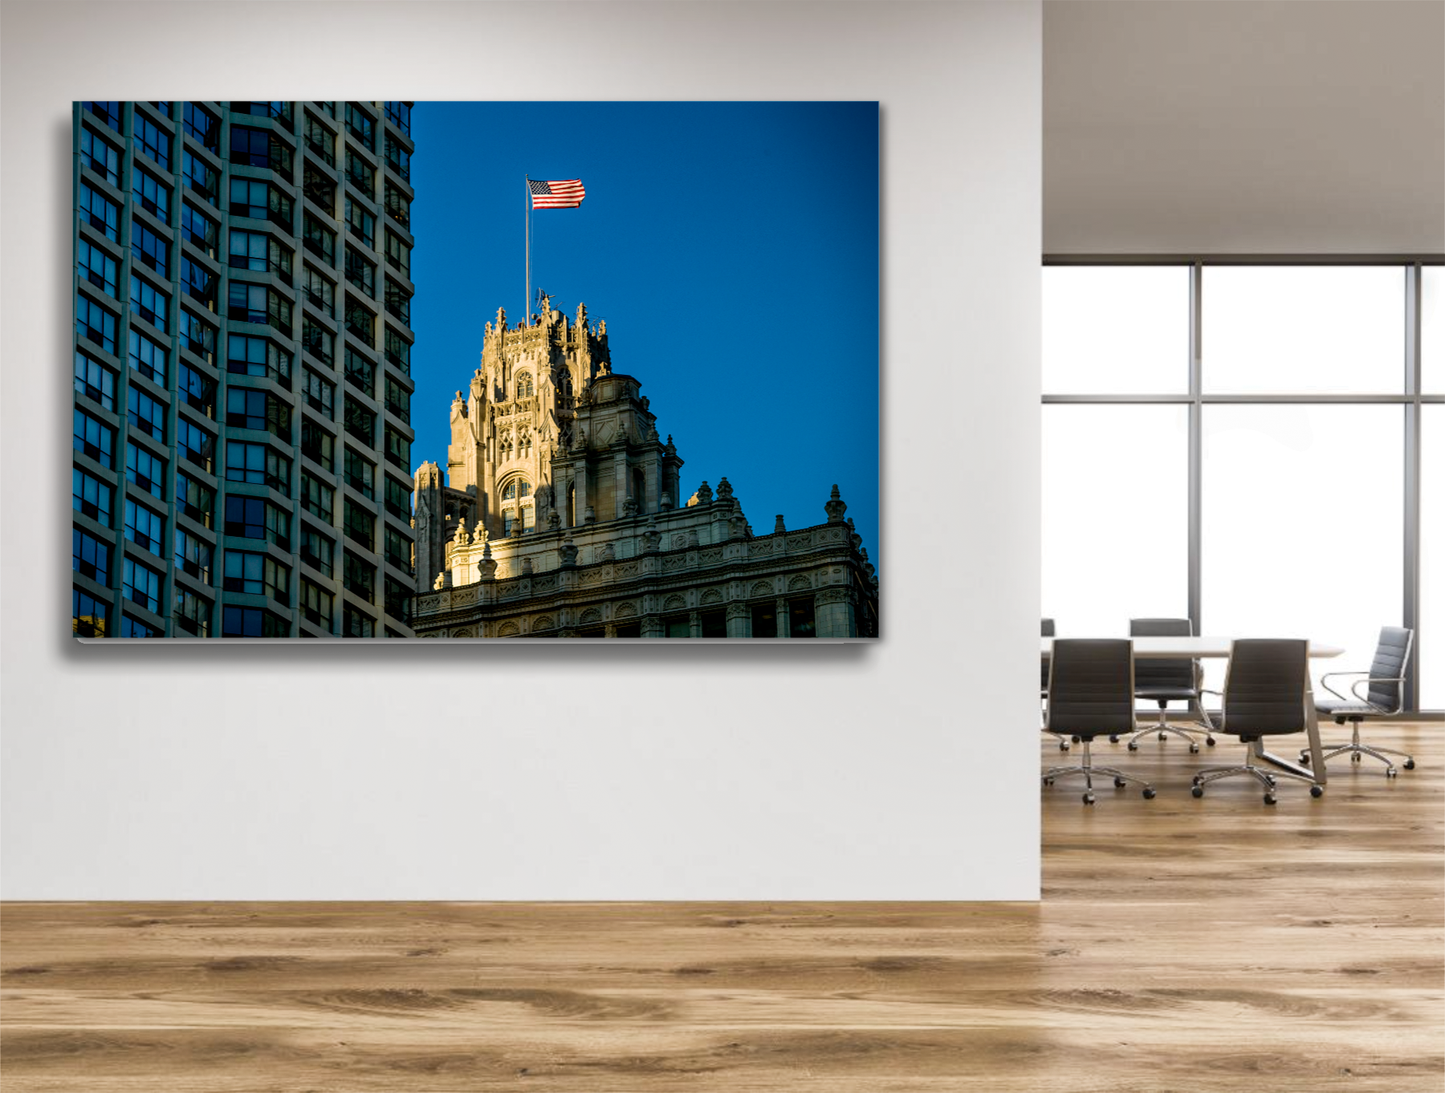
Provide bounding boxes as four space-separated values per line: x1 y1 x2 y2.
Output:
529 178 586 209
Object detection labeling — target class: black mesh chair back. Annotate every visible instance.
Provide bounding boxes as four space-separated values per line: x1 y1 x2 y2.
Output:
1366 626 1411 712
1047 639 1134 738
1041 618 1055 692
1130 617 1195 691
1222 639 1308 737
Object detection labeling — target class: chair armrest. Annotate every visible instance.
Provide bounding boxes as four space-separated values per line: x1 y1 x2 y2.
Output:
1318 671 1365 705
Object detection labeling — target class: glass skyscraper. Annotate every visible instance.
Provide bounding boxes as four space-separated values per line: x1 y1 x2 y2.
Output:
72 101 417 637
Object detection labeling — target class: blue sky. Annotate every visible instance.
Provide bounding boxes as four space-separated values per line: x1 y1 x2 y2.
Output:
409 101 879 566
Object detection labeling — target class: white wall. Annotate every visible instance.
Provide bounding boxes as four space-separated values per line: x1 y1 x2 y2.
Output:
0 1 1042 900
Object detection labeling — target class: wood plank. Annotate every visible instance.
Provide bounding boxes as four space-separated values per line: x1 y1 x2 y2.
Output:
4 722 1441 1092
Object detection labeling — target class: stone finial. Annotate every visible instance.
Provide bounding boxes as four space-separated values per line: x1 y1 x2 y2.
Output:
560 537 578 567
453 518 470 545
729 514 746 540
576 301 587 327
773 514 786 534
622 495 639 517
642 518 661 553
598 319 606 336
496 307 506 329
433 571 446 591
824 484 847 523
686 529 700 548
715 477 733 502
861 546 876 583
695 481 713 504
664 434 677 458
600 542 615 562
584 505 597 524
477 541 497 581
521 556 534 575
847 516 863 551
547 509 561 530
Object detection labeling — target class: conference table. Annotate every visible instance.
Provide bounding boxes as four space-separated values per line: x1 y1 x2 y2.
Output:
1041 636 1344 785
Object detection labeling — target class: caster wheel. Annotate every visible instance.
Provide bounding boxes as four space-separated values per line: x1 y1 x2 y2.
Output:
1404 759 1416 770
1059 740 1070 751
1108 735 1119 744
1114 777 1127 789
1206 737 1216 747
1082 792 1095 806
1351 753 1362 763
1072 736 1081 744
1142 787 1156 800
1191 786 1204 799
1310 784 1324 798
1189 744 1200 754
1386 768 1397 778
1043 777 1055 786
1264 775 1277 787
1264 793 1277 806
1158 731 1168 741
1299 752 1310 766
1127 742 1139 752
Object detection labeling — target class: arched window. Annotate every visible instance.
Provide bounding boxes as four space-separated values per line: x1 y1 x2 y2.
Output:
567 483 576 527
502 478 530 502
516 372 533 398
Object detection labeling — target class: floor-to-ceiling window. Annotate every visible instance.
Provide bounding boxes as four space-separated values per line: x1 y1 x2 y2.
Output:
1042 261 1442 711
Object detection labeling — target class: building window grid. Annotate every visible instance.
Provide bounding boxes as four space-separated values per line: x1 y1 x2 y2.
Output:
77 239 119 299
84 101 123 135
129 275 169 333
1042 258 1444 712
133 166 171 224
134 113 170 170
126 442 166 499
73 408 115 468
78 182 120 241
73 467 114 526
80 127 121 187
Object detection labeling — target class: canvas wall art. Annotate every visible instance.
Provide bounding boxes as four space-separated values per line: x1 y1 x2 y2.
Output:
71 100 879 640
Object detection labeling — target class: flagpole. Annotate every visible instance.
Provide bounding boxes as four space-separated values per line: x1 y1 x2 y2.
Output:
524 176 530 327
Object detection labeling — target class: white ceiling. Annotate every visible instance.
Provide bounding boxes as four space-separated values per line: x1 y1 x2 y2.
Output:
1044 0 1445 255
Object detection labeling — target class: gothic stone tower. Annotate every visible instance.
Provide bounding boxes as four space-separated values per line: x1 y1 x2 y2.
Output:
412 297 685 591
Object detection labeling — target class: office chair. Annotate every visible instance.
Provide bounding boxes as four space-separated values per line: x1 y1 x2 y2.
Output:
1043 639 1156 805
1042 617 1069 751
1190 639 1324 806
1301 626 1415 777
1118 617 1215 753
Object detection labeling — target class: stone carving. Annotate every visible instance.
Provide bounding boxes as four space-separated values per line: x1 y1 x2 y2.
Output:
614 602 636 619
477 541 498 581
521 557 534 575
715 477 733 503
622 496 639 517
533 615 554 631
815 587 853 606
560 538 578 567
788 574 813 591
726 602 750 621
600 542 616 562
749 579 774 598
497 621 519 637
452 627 474 638
825 484 847 523
579 607 602 626
663 594 687 612
642 519 661 553
701 588 723 605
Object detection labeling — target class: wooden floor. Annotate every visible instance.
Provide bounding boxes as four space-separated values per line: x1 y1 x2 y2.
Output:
3 722 1441 1092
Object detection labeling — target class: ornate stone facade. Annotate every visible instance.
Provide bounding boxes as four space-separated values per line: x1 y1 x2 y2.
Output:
411 300 878 638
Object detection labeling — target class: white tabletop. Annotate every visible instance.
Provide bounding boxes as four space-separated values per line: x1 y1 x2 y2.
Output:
1042 636 1344 659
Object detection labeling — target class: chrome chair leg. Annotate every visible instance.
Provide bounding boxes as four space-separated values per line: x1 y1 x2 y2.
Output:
1301 724 1415 776
1191 740 1323 804
1043 740 1155 803
1119 701 1215 753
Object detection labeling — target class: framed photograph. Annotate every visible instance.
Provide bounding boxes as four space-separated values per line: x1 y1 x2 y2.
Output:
71 100 879 640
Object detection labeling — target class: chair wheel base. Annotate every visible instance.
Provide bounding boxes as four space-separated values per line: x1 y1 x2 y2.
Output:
1189 744 1200 754
1386 768 1397 778
1127 742 1139 752
1114 777 1127 788
1082 792 1095 805
1299 752 1310 765
1142 787 1156 800
1264 793 1277 805
1108 735 1119 744
1043 777 1055 786
1404 759 1416 770
1191 785 1204 798
1206 737 1216 746
1310 784 1324 798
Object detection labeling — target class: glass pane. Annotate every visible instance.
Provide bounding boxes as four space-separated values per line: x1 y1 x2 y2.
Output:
1201 405 1402 695
1042 405 1189 635
1421 405 1443 709
1422 266 1443 394
1042 266 1189 393
1202 266 1404 394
